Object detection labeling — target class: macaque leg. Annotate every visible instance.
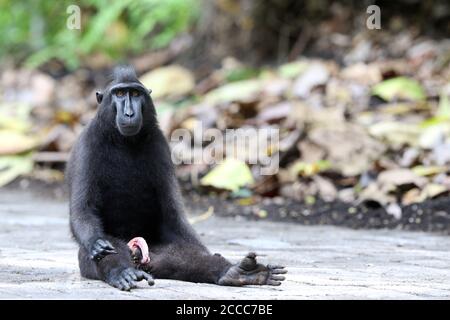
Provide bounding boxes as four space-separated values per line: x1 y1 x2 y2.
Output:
138 242 287 286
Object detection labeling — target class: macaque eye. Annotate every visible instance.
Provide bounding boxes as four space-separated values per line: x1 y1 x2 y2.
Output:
131 90 140 97
116 90 125 97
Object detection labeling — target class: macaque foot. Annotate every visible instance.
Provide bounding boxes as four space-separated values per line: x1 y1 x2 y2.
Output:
106 267 154 291
90 238 117 261
218 252 287 286
127 237 150 268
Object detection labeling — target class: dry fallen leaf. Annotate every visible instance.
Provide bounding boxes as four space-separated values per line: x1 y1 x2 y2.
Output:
140 65 195 99
309 124 385 176
203 79 262 105
0 155 34 187
292 62 330 98
377 168 428 190
0 130 38 155
200 158 254 192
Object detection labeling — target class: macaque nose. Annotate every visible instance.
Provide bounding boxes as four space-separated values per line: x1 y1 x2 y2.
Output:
125 109 134 117
124 102 134 118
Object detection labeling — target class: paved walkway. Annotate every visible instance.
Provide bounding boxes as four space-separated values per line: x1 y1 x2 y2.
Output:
0 189 449 299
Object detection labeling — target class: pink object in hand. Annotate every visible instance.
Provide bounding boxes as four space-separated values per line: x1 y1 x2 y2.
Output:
127 237 150 264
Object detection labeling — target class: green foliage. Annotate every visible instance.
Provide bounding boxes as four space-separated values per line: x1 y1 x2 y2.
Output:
420 89 450 128
225 67 260 82
0 0 199 69
372 77 426 102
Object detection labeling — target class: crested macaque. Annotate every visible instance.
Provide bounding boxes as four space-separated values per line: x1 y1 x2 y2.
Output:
66 66 286 290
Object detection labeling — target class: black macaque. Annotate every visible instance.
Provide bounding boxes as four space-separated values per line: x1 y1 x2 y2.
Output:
66 66 286 291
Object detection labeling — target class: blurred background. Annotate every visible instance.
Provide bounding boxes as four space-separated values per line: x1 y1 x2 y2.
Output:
0 0 450 232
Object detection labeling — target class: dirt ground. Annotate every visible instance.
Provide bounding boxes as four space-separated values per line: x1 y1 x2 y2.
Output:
0 188 450 299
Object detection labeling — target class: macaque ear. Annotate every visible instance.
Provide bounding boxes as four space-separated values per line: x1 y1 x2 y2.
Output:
96 91 103 104
148 89 152 95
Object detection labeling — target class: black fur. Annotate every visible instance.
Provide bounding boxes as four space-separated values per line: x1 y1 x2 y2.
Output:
66 66 286 291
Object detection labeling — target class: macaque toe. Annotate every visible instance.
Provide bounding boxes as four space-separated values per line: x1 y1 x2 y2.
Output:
239 252 258 271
